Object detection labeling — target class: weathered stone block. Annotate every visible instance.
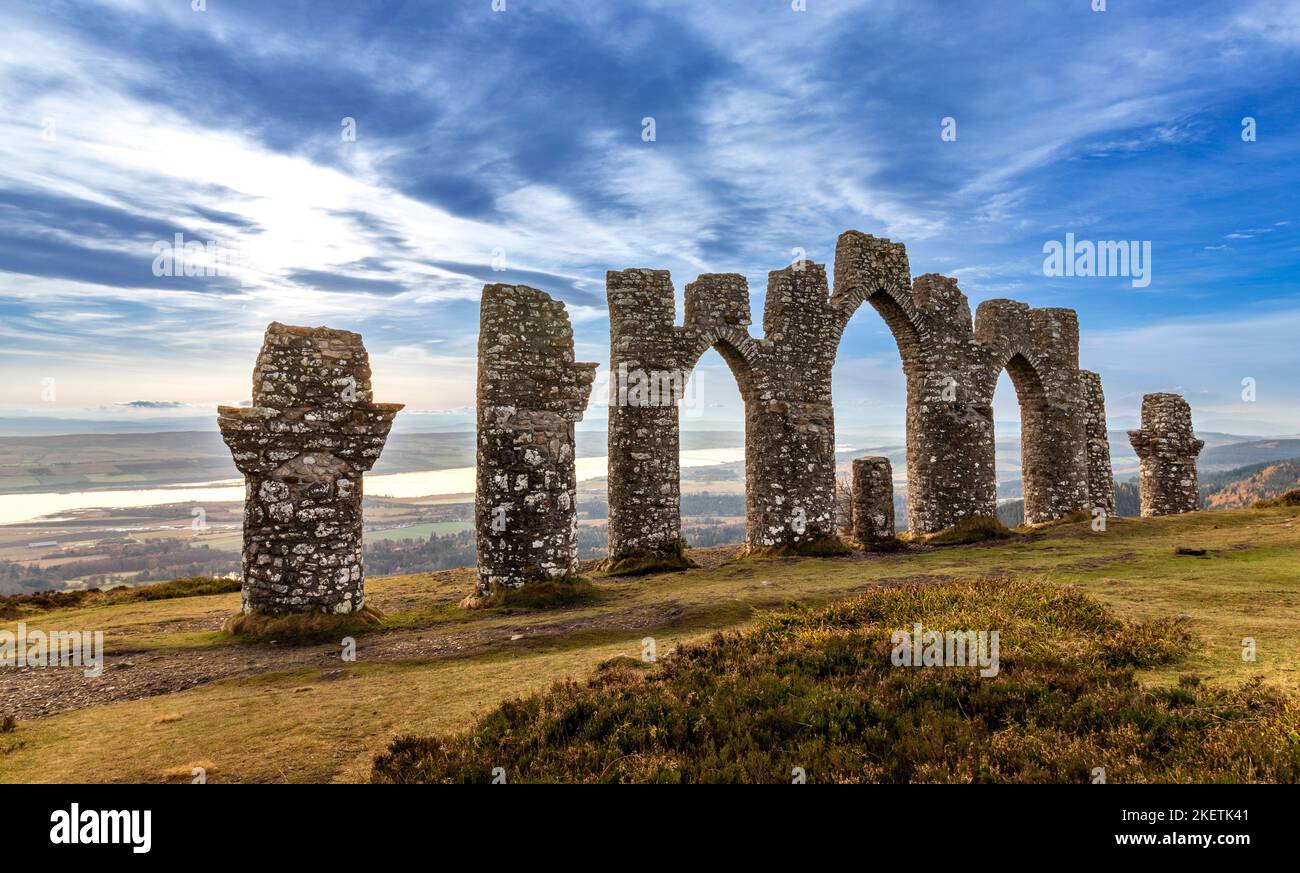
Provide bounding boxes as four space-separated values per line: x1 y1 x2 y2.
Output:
1081 370 1115 515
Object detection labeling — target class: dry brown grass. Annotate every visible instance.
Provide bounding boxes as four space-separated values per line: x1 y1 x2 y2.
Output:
160 760 215 783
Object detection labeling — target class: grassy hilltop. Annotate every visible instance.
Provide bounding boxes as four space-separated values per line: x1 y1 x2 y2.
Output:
2 505 1300 783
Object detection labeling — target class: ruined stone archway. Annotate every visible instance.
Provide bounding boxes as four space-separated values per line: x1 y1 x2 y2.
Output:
594 229 1120 576
833 232 1111 532
833 232 998 532
604 269 768 570
987 353 1058 522
972 301 1090 524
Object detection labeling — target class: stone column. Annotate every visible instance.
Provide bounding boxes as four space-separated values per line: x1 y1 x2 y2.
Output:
218 322 403 615
851 456 895 545
605 268 690 571
1017 309 1089 524
1128 392 1204 516
475 284 597 595
1080 370 1115 515
903 275 998 532
745 263 841 552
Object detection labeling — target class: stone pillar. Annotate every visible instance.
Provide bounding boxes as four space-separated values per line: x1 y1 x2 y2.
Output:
218 323 403 615
902 275 997 532
476 284 597 595
1128 392 1204 516
1017 309 1089 524
851 456 895 544
605 269 690 570
745 263 840 552
1080 370 1115 515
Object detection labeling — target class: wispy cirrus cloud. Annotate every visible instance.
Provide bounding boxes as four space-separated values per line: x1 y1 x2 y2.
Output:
0 0 1296 432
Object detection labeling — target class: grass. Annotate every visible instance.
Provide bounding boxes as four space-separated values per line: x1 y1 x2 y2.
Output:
601 539 695 576
363 521 475 542
222 606 386 644
744 535 854 558
860 535 907 553
371 578 1300 783
116 576 241 602
1255 488 1300 508
463 577 603 610
0 576 240 621
3 506 1300 782
920 515 1016 546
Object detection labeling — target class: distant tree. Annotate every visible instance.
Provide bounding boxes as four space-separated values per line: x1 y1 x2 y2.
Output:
1113 479 1141 516
996 500 1025 527
834 473 854 539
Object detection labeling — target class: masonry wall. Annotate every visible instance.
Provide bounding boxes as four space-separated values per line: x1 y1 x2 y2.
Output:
972 302 1090 524
746 263 841 549
1128 392 1203 517
476 284 597 594
1081 370 1116 515
218 322 402 615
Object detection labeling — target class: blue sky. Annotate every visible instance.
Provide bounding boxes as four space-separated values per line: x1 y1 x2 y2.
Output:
1 0 1298 439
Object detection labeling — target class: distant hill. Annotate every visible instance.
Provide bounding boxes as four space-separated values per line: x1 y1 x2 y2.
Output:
1201 458 1300 510
1199 439 1300 472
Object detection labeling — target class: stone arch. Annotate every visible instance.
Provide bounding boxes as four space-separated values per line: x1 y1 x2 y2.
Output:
973 300 1090 524
860 290 927 368
601 229 1112 570
832 230 995 532
825 269 926 536
607 257 862 564
996 351 1052 522
604 269 770 570
679 324 763 397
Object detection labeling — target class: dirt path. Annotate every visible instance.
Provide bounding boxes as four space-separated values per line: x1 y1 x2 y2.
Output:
0 546 945 722
0 600 688 720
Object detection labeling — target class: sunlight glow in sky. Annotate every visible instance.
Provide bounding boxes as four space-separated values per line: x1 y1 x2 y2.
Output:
1 0 1298 437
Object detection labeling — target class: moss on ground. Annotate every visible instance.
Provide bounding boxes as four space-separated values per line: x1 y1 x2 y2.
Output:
0 576 240 621
601 540 696 576
744 535 854 558
921 515 1017 546
1254 489 1300 508
462 577 603 611
222 606 386 644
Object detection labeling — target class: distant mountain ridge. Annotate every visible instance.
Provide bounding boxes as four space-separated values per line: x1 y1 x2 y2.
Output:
1199 439 1300 472
1200 458 1300 510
